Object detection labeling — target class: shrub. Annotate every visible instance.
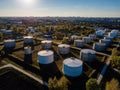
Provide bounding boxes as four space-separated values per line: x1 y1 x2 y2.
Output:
48 76 69 90
106 78 120 90
86 78 101 90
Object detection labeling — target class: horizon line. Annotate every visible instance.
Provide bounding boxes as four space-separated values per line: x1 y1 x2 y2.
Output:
0 16 120 18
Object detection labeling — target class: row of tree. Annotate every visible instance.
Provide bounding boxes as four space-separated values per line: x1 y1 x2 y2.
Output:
110 48 120 70
48 77 120 90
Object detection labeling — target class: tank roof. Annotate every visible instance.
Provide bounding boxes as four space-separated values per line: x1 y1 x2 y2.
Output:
63 57 83 67
105 36 114 38
4 39 15 42
41 40 52 43
81 49 96 54
74 40 83 42
24 46 31 49
38 50 53 56
95 42 106 46
58 44 70 48
101 39 111 41
83 37 90 38
24 36 33 39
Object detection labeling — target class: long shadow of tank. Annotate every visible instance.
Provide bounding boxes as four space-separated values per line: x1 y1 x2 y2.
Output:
65 73 88 90
24 43 34 50
59 53 77 59
39 62 62 82
4 47 14 54
24 54 33 64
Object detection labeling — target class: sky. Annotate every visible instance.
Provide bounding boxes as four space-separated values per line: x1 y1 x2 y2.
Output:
0 0 120 17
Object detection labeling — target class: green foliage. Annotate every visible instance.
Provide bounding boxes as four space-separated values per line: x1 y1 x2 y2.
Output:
48 76 69 90
110 48 120 69
106 78 120 90
62 37 68 44
0 46 5 60
111 48 120 56
86 78 101 90
55 32 64 40
0 32 3 41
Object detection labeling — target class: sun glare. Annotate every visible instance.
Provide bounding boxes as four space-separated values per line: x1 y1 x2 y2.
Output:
24 0 34 4
18 0 36 6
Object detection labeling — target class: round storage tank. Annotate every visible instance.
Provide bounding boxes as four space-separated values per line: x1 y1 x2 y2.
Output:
108 32 116 38
71 35 78 39
108 30 118 38
63 57 83 77
4 39 16 48
24 36 33 44
74 40 84 47
89 34 96 40
44 35 52 39
24 47 32 55
38 50 54 64
80 49 96 62
58 44 70 54
24 46 32 64
99 39 111 46
104 36 114 42
41 40 52 49
96 30 104 37
93 43 106 51
82 37 91 43
111 30 119 35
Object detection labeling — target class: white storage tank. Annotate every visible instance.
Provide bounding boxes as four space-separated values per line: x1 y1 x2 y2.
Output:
63 57 83 77
104 36 114 42
24 46 32 64
108 32 116 38
38 50 54 64
108 30 119 38
93 43 106 51
71 35 78 39
24 46 32 55
24 36 33 44
41 40 52 49
89 34 96 40
96 30 104 37
4 39 16 48
58 44 70 54
99 39 111 46
82 37 91 43
111 30 119 34
80 49 96 62
74 40 84 47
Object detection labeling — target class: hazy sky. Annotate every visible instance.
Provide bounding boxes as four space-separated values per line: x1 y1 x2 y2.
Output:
0 0 120 17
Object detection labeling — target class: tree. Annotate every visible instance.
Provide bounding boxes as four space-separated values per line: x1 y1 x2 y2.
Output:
86 78 101 90
0 32 3 41
110 48 120 69
106 78 120 90
48 76 69 90
54 32 64 40
0 46 5 61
